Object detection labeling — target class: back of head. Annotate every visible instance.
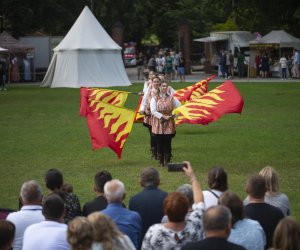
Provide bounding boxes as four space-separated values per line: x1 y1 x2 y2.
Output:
273 216 300 250
67 217 93 250
87 212 121 243
20 180 42 204
259 166 279 194
246 174 267 199
0 220 15 249
42 193 65 220
163 192 189 222
45 168 63 191
219 191 244 225
176 184 193 207
203 205 232 233
140 167 160 187
94 171 112 193
104 179 125 203
208 167 228 191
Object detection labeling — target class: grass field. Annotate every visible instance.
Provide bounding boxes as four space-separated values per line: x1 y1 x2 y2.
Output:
0 81 299 220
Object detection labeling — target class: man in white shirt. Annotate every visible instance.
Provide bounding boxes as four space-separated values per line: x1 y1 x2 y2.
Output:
22 194 70 250
6 180 45 250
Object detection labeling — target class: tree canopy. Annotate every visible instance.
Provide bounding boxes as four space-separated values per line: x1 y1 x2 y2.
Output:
1 0 300 48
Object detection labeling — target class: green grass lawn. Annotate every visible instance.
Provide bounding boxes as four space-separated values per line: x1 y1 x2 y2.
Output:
0 81 299 220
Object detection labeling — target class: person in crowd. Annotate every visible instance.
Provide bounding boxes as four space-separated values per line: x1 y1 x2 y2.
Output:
129 167 168 241
161 183 193 223
244 174 284 249
292 48 299 78
44 168 81 224
141 161 205 250
279 54 288 80
102 179 141 249
220 49 227 78
22 194 70 250
82 170 112 217
136 52 145 80
164 52 173 82
150 80 180 166
255 53 262 77
62 183 74 193
156 53 165 74
202 166 228 209
147 54 157 72
0 220 15 250
219 191 266 250
140 76 161 160
172 50 179 80
244 166 290 216
11 55 20 83
227 50 234 79
182 205 246 250
237 51 245 78
0 56 7 91
88 212 135 250
6 180 45 250
178 51 185 82
271 216 300 250
67 216 94 250
287 55 293 78
261 53 269 78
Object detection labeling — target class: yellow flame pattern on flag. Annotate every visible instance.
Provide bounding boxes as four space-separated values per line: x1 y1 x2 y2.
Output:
91 100 135 148
89 88 129 107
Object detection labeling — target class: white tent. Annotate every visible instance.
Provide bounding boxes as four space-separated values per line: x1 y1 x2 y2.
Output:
249 30 300 48
41 6 131 88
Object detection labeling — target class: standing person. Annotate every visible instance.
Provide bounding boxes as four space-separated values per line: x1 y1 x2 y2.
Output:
292 48 299 78
102 179 142 249
287 55 293 79
129 167 168 241
136 52 145 80
261 53 270 78
6 180 45 250
237 51 245 78
182 205 246 250
150 81 180 166
147 54 156 72
279 55 288 80
164 52 173 83
0 56 7 91
178 51 185 82
255 53 262 77
22 194 70 250
244 174 284 249
220 50 227 78
82 170 112 217
227 50 234 79
173 51 179 80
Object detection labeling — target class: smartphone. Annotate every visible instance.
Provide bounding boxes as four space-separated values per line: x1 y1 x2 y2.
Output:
167 163 187 172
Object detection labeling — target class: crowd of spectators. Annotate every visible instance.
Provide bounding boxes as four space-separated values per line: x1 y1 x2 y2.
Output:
1 163 299 250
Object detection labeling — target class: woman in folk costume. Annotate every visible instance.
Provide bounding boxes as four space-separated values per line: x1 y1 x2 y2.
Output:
140 76 161 159
150 81 180 166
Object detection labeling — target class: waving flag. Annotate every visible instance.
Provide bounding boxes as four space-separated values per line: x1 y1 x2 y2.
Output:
80 88 135 159
173 75 216 103
174 80 244 125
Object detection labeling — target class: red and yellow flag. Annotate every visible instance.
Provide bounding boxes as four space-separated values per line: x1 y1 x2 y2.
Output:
80 88 135 159
173 75 216 103
174 80 244 125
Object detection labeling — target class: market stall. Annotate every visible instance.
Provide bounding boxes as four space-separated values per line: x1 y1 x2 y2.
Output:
249 30 300 77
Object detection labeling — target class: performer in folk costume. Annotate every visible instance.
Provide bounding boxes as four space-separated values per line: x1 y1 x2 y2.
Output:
140 76 162 159
150 81 180 166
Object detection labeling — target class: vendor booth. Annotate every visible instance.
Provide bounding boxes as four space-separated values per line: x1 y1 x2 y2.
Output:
249 30 300 77
0 31 35 83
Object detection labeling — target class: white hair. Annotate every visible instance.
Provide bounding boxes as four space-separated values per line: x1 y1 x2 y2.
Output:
20 180 42 203
104 179 125 203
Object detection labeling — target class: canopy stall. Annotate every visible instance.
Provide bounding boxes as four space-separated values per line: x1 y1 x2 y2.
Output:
249 30 300 77
0 31 35 82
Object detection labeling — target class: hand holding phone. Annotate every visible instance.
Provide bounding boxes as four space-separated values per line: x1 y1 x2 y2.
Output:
167 163 187 172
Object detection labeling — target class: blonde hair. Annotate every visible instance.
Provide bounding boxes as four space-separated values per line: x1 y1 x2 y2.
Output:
87 212 130 250
259 166 279 194
272 217 300 250
67 217 93 250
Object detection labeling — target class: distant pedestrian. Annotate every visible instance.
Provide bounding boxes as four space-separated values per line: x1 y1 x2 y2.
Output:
136 52 145 80
237 51 245 78
292 48 299 78
178 51 185 82
279 55 288 80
